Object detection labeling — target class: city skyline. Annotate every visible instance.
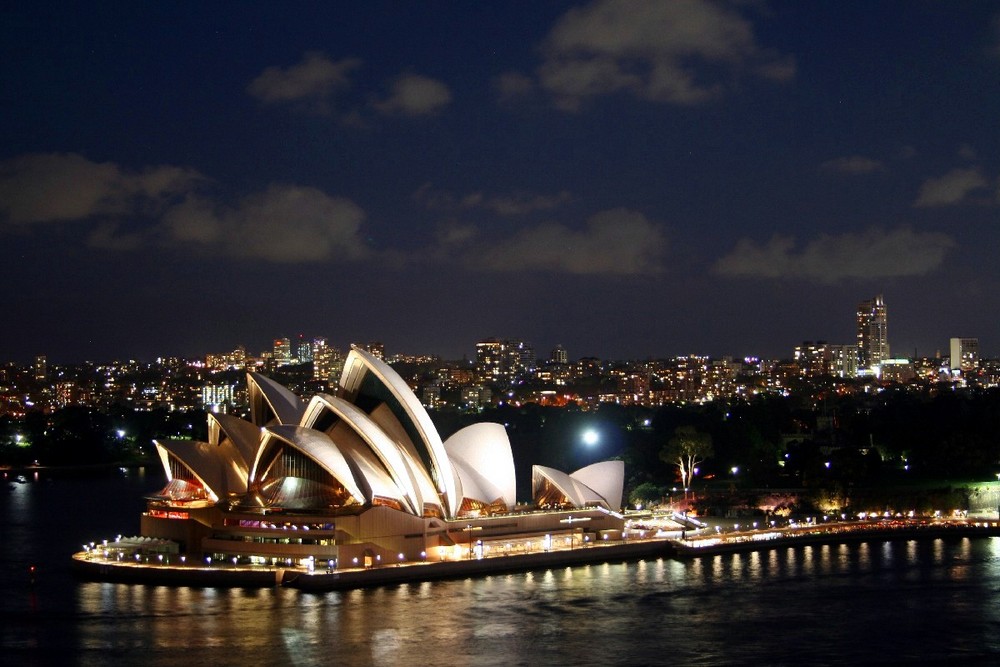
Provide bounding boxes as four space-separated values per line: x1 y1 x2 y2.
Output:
3 2 999 363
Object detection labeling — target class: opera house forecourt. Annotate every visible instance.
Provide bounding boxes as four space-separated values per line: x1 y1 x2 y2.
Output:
72 346 648 590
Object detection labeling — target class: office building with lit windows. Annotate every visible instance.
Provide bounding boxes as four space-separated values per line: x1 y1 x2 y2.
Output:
857 294 889 373
950 338 979 374
273 337 292 367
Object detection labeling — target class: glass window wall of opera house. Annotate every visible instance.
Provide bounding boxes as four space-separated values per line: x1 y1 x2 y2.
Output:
134 346 625 569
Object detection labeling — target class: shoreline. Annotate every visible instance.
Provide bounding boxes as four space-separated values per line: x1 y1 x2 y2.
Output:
69 519 1000 591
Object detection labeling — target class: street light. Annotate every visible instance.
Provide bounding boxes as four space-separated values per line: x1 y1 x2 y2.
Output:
582 429 599 447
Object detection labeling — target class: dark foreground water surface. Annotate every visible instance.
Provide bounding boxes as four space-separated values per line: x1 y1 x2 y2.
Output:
4 470 1000 666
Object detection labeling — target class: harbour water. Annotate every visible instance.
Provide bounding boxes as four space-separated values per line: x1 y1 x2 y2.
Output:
4 469 1000 666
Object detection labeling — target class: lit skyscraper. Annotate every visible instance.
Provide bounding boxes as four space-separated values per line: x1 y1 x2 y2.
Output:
856 294 889 372
273 337 292 367
949 337 979 374
33 355 47 381
296 334 312 364
312 337 339 384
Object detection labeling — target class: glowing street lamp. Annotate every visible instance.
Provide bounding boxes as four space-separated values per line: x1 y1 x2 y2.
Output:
581 429 599 447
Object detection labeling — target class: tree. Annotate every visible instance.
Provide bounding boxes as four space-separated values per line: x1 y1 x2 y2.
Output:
660 425 713 498
628 482 664 509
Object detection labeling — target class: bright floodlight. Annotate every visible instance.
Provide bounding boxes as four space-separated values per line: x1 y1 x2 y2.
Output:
582 429 599 447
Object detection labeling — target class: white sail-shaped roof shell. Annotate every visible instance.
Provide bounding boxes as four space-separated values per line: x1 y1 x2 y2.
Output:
339 346 460 518
248 372 305 426
207 412 259 473
154 438 249 502
325 425 411 512
443 423 516 511
532 464 620 510
301 393 428 515
570 461 624 512
251 425 365 505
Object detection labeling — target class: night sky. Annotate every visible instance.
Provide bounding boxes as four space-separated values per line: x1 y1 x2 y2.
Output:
2 2 999 364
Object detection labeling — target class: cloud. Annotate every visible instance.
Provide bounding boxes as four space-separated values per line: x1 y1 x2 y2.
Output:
163 184 368 263
494 71 535 101
914 167 991 207
87 222 145 251
819 155 886 175
0 153 371 263
250 54 451 119
536 0 795 110
415 184 572 216
0 152 202 225
375 74 452 116
247 52 361 106
468 208 665 275
714 227 955 283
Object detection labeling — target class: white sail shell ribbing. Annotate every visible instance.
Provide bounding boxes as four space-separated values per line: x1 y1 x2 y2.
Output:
531 462 623 511
248 372 305 426
252 425 366 505
301 393 429 515
154 438 248 502
339 346 462 518
443 423 516 511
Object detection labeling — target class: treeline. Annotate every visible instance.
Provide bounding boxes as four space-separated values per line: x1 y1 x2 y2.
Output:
5 387 1000 500
0 407 207 467
435 386 1000 500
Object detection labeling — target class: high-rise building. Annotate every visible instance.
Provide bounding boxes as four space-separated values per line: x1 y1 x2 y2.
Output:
33 355 47 381
794 341 830 377
273 337 292 367
856 294 889 372
827 344 859 378
296 334 312 364
551 344 568 365
949 338 979 374
476 338 528 385
312 337 341 385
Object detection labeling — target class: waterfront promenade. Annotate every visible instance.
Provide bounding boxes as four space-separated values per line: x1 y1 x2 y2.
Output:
69 517 1000 592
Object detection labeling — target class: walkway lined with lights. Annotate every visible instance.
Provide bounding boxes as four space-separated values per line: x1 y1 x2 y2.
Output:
70 517 1000 590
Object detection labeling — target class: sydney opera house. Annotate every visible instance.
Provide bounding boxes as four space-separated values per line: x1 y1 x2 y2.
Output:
142 346 625 569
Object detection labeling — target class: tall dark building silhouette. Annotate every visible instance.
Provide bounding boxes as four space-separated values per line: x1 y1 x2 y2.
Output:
856 294 889 370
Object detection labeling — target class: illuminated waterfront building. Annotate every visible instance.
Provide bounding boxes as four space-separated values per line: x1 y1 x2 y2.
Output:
144 346 625 566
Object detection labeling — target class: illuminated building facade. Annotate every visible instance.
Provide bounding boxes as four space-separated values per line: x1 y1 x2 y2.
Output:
857 294 889 372
143 346 625 567
950 338 979 374
273 338 292 367
476 338 526 385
